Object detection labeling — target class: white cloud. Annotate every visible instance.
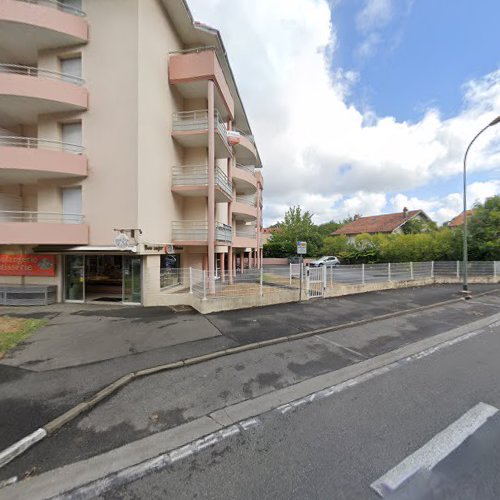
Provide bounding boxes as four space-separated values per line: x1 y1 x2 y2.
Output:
356 0 394 32
187 0 500 226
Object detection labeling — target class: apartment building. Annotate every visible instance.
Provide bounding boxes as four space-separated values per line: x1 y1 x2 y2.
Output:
0 0 264 305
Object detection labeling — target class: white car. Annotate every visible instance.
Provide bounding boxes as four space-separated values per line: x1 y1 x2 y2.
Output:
309 256 340 268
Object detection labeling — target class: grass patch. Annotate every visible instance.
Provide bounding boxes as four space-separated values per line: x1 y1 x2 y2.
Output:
0 316 47 356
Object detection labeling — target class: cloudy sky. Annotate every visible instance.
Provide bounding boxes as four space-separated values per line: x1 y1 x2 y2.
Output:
188 0 500 226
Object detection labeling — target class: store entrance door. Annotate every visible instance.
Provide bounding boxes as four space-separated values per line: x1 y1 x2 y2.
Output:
64 255 142 304
123 256 141 304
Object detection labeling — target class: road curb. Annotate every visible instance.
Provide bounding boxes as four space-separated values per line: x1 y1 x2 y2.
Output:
0 288 498 471
3 311 500 500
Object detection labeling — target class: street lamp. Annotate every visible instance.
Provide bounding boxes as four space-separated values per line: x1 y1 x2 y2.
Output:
462 115 500 294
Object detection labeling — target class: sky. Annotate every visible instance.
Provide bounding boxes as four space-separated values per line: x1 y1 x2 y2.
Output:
188 0 500 226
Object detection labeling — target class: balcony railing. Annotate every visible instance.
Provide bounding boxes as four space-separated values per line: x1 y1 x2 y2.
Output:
0 63 85 86
0 136 85 154
235 163 255 175
172 165 232 198
0 210 84 224
236 194 257 207
172 109 229 149
215 222 232 243
14 0 86 17
235 225 257 239
172 220 232 243
233 128 255 144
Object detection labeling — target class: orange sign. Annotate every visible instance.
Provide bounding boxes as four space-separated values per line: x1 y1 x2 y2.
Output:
0 254 56 277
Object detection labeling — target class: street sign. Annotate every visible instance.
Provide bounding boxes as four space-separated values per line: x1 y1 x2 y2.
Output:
114 232 129 250
297 241 307 255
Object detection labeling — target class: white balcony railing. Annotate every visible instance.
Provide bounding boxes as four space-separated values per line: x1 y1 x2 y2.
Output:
235 163 255 175
172 220 232 243
14 0 86 17
235 225 257 239
233 128 255 144
172 109 229 149
0 136 85 154
236 194 257 207
172 165 232 198
0 63 85 86
0 210 84 224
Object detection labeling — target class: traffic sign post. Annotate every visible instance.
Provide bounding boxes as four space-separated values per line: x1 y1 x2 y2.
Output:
297 242 307 302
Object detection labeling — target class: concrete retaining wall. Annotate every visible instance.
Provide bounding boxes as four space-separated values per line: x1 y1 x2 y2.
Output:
148 276 498 313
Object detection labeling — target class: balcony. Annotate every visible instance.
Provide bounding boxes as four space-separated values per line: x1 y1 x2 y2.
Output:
0 0 88 65
227 129 258 164
232 163 257 193
169 47 234 120
233 194 257 222
0 136 87 183
171 109 231 159
233 224 257 249
0 64 88 125
0 210 89 245
172 221 232 245
171 165 232 202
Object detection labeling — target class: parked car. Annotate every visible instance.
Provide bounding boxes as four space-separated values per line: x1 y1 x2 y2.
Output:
309 256 340 267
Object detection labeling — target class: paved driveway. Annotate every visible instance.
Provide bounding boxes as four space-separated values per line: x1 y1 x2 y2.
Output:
0 304 221 370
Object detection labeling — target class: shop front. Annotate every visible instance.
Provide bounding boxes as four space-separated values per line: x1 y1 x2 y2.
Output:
64 254 142 304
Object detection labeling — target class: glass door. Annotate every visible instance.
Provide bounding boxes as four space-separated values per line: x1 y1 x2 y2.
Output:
122 256 141 304
65 255 85 302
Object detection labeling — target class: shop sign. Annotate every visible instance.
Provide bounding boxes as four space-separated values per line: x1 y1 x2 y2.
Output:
0 254 56 276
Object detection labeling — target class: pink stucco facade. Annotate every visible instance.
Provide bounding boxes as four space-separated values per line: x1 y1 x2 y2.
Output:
0 0 264 305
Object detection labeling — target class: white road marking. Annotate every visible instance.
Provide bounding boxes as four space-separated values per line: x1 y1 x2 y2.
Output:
56 417 262 498
370 402 499 497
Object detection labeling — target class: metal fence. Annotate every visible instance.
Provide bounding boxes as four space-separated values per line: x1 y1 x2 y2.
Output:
161 261 499 303
0 63 85 85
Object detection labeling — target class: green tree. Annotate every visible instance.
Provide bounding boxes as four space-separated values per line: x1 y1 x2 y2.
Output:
401 217 438 234
468 195 500 260
268 206 322 256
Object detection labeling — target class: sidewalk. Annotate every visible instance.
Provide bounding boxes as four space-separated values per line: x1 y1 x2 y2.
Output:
0 284 498 484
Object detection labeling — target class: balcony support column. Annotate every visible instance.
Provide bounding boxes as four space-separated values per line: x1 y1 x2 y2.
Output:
220 252 225 283
240 249 244 273
207 80 216 294
227 120 234 284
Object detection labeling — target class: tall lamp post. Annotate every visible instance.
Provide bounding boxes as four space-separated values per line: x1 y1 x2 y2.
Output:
462 115 500 293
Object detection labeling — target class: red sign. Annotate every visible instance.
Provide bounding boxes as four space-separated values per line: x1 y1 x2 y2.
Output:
0 254 56 277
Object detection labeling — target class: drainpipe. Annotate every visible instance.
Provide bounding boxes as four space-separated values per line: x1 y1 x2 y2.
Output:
207 81 216 294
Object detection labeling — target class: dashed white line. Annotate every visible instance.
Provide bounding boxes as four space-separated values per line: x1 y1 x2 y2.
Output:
370 402 499 497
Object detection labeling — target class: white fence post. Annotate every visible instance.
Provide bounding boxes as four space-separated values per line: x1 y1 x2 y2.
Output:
388 263 391 282
456 260 460 278
362 263 365 285
189 267 193 294
322 264 327 292
203 270 207 300
305 266 310 298
289 263 292 285
431 261 434 279
260 267 264 297
330 265 334 286
410 262 414 280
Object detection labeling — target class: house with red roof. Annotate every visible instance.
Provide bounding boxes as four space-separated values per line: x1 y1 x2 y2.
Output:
332 208 433 243
447 210 475 228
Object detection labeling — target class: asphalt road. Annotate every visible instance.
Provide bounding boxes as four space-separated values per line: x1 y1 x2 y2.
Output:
103 312 500 499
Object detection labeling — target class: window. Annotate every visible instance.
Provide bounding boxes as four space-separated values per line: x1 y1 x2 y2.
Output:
61 122 82 153
62 186 82 223
60 56 82 83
